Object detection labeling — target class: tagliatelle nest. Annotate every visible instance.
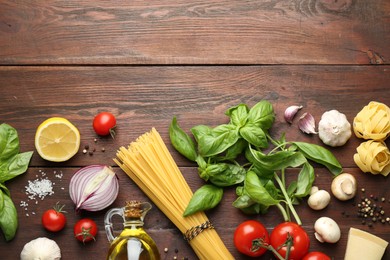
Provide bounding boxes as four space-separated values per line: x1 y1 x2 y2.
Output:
353 140 390 176
353 101 390 141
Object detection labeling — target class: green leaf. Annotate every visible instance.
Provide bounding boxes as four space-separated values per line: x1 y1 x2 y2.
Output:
193 124 239 157
0 193 18 241
208 164 246 187
239 124 268 148
183 184 223 217
247 100 275 130
292 142 343 175
0 124 20 164
0 191 3 212
250 147 307 171
244 171 280 207
0 183 10 197
225 104 249 127
169 117 197 161
0 151 33 183
294 162 315 198
221 138 247 160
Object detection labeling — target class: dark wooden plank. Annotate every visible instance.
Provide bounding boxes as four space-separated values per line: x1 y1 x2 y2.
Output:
1 1 389 65
0 66 389 168
0 65 389 259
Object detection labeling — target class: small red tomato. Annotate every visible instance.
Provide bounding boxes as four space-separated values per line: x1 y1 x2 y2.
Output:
270 222 310 260
93 112 116 137
74 218 98 243
42 203 67 232
233 220 270 257
302 252 332 260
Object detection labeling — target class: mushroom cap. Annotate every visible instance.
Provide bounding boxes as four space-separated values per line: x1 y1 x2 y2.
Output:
308 189 331 210
314 217 341 243
20 237 61 260
331 173 357 201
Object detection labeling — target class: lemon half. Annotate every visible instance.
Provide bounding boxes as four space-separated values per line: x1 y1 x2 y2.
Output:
35 117 80 162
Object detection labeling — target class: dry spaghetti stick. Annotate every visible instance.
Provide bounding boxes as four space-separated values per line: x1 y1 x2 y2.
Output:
115 128 233 260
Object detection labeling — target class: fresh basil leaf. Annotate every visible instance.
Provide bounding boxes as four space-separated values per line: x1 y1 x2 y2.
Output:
194 124 239 157
209 164 246 187
221 138 247 160
0 151 33 183
198 163 229 181
0 183 10 197
250 147 307 170
292 142 342 175
190 125 212 143
247 100 275 130
294 162 315 198
0 191 3 212
169 117 197 161
0 193 18 241
225 104 249 127
183 184 223 217
0 124 19 164
245 171 279 206
232 193 255 209
195 155 207 169
239 124 268 148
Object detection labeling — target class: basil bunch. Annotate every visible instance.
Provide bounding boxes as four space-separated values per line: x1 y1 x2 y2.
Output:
0 124 33 241
170 100 342 223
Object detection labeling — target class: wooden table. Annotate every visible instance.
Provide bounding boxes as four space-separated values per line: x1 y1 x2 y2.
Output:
1 1 389 259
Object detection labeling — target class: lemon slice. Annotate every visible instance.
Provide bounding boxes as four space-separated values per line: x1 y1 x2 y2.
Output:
35 117 81 162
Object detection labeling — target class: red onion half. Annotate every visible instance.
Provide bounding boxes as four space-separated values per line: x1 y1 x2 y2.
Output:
69 165 119 211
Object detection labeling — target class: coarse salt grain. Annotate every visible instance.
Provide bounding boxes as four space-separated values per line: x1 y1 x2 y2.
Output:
25 178 54 200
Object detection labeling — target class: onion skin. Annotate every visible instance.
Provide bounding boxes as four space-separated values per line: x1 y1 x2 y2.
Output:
69 165 119 212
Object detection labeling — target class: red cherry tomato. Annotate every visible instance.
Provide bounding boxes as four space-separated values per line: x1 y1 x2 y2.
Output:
302 252 332 260
93 112 116 137
270 222 310 260
42 204 66 232
74 218 98 243
233 220 270 257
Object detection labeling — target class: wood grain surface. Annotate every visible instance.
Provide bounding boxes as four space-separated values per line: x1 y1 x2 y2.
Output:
0 1 389 260
1 0 389 65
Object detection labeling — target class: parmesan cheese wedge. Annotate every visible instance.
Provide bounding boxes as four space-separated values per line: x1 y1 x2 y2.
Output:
344 228 388 260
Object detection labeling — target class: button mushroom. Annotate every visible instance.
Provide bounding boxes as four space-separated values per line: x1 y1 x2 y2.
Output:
307 186 331 210
20 237 61 260
314 217 341 243
331 173 357 201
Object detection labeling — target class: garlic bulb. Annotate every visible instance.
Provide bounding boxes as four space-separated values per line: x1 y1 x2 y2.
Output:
20 237 61 260
318 110 351 147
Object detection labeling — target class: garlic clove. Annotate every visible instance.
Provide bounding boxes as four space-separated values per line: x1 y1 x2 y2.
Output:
284 105 303 123
298 112 318 134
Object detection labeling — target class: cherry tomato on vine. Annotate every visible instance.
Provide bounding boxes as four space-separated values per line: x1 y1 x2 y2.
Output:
93 112 116 138
42 203 67 232
233 220 270 257
270 222 310 260
302 251 332 260
74 218 98 243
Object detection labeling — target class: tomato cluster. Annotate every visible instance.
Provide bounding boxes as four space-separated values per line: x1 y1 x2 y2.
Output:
234 220 330 260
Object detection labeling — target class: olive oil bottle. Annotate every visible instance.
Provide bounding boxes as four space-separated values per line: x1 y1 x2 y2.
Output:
105 201 160 260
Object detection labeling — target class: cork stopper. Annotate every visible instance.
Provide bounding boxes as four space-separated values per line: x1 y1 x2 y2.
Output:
124 201 142 218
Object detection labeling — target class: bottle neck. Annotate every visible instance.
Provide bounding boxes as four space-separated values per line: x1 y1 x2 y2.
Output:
124 219 144 228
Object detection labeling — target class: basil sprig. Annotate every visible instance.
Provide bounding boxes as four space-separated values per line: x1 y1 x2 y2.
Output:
0 124 33 241
169 100 342 224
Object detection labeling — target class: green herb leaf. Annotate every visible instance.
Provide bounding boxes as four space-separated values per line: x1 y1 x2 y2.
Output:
0 193 18 241
225 104 249 127
0 151 33 183
247 100 275 130
294 162 315 198
169 117 197 161
239 124 268 148
244 171 280 207
0 124 20 165
192 124 239 157
208 164 246 187
221 138 247 160
250 147 307 170
292 142 343 175
0 191 3 212
183 184 223 217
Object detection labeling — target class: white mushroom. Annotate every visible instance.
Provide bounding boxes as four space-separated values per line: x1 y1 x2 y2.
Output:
314 217 341 243
307 186 331 210
331 173 357 201
20 237 61 260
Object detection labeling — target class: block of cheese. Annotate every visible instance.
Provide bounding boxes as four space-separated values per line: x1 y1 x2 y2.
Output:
344 227 388 260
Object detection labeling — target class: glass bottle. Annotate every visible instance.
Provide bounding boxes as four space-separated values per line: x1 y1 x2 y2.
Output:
104 201 161 260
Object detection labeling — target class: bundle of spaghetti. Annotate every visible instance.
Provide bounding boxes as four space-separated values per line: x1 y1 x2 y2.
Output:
114 128 234 260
